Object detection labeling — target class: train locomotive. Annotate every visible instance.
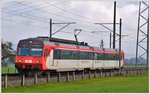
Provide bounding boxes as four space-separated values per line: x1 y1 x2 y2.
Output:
15 37 124 75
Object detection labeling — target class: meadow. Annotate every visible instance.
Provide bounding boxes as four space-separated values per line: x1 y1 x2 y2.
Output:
124 64 147 68
2 73 148 93
2 65 18 74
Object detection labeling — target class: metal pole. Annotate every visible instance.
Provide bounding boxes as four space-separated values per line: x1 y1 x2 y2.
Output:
73 72 75 80
58 72 61 82
67 72 69 82
21 74 25 86
119 18 122 72
82 71 84 79
4 75 7 88
50 19 52 39
47 72 50 82
136 2 141 67
147 8 149 68
34 73 37 84
113 1 116 49
110 33 111 49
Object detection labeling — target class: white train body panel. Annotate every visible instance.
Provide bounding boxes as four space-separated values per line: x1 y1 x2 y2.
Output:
78 60 93 69
45 49 124 71
93 60 119 69
54 60 77 71
47 60 123 71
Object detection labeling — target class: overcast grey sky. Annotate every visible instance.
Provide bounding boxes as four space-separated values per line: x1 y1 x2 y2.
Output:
1 0 149 59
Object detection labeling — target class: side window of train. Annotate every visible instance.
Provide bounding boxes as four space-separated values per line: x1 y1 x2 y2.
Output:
72 51 77 59
115 54 119 60
94 53 97 60
59 50 77 59
115 54 121 60
119 55 122 60
108 54 113 60
77 51 80 59
90 52 94 60
97 53 104 60
54 49 61 59
61 50 68 59
44 49 50 57
104 53 108 60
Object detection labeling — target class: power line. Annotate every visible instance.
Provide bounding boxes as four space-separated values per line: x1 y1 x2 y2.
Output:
14 1 96 24
21 0 69 13
2 9 49 23
3 2 99 31
2 17 49 29
43 1 97 23
3 9 99 35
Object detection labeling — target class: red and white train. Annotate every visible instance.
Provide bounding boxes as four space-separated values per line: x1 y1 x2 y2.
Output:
15 37 125 75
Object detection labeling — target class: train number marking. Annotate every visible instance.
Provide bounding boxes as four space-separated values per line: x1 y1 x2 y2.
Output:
25 60 32 63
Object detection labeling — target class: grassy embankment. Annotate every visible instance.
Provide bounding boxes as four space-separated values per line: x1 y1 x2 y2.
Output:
124 64 147 68
2 65 18 74
2 73 148 93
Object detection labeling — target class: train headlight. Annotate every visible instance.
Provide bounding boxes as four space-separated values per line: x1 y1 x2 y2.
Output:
18 60 21 62
36 60 40 63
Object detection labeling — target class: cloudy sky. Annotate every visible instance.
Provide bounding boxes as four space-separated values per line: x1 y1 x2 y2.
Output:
1 0 149 59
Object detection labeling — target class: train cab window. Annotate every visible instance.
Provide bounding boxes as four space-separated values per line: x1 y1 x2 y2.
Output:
18 45 30 56
31 45 43 56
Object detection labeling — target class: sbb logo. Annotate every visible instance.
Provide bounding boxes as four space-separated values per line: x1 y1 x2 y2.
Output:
25 60 32 63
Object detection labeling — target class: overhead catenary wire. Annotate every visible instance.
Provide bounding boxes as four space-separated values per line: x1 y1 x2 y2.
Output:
43 1 98 23
2 17 49 29
11 1 97 24
20 0 69 13
2 2 99 31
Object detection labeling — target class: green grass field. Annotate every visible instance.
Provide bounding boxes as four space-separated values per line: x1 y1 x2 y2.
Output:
2 73 148 93
2 65 18 74
124 64 147 68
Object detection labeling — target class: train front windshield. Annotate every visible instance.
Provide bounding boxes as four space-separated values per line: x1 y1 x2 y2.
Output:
18 44 43 56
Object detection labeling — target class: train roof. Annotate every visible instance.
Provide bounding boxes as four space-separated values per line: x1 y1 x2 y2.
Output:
19 37 124 52
19 37 44 44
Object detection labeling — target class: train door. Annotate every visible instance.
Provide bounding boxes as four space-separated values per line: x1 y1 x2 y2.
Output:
44 48 54 67
76 50 80 70
121 52 124 68
52 49 60 67
93 53 97 69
